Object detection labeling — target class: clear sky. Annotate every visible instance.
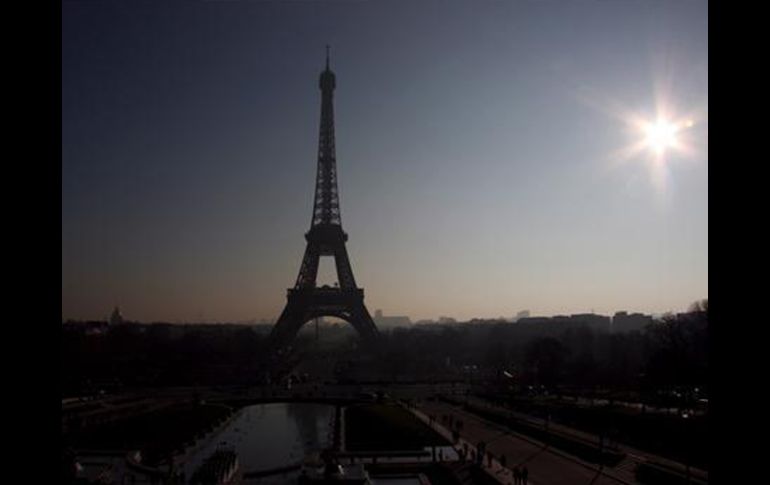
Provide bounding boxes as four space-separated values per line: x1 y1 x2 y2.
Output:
62 0 708 323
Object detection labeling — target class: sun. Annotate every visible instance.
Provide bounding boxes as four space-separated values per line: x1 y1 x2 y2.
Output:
577 76 705 196
597 102 701 195
643 119 680 156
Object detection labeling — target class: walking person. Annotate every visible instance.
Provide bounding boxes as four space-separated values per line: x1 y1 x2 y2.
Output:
522 465 529 485
513 466 521 485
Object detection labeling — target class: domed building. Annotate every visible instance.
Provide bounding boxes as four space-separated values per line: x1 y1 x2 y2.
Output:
109 306 124 326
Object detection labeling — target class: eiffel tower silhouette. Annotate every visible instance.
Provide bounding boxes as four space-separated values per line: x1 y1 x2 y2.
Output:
268 48 380 350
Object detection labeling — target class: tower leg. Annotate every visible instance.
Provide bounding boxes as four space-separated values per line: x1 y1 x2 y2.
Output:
268 300 307 351
349 303 379 344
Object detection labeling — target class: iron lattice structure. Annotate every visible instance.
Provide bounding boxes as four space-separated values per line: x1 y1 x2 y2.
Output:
268 49 380 350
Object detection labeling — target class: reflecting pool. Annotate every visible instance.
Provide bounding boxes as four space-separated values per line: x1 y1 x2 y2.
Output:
182 402 335 480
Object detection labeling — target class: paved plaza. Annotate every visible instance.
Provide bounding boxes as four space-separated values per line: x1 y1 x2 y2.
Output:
412 400 631 485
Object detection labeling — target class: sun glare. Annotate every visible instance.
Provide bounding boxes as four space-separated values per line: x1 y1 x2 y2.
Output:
586 89 704 196
643 119 679 156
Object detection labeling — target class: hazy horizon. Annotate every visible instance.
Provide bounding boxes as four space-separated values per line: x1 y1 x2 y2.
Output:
64 306 698 326
62 1 707 323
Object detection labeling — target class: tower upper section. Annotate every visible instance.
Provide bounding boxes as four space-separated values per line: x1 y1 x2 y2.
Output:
311 46 342 228
319 46 336 91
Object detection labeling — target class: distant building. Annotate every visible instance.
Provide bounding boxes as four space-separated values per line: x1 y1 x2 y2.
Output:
517 316 551 325
569 313 611 333
517 313 611 332
109 306 124 326
514 310 530 322
611 311 653 333
414 319 437 326
373 309 412 329
438 316 457 324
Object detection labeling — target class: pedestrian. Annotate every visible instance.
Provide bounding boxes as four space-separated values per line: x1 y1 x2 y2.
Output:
487 451 493 468
522 465 529 485
513 466 521 485
478 441 486 465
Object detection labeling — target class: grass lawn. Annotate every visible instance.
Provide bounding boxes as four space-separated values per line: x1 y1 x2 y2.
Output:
345 404 449 451
66 403 232 465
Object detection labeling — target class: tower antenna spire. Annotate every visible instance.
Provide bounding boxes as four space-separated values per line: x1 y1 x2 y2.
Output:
325 44 330 70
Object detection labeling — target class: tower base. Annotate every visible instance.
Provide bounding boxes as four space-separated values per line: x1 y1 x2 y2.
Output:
268 287 379 351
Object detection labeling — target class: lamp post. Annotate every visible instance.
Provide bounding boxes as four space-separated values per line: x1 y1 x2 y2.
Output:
598 429 604 463
682 411 691 484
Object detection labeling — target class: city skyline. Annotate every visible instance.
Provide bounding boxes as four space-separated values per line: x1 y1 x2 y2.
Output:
62 1 707 323
65 305 694 326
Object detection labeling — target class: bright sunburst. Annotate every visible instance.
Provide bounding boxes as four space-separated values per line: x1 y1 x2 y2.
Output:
624 111 695 162
638 116 696 159
598 100 702 195
577 72 706 197
643 119 679 155
618 111 699 195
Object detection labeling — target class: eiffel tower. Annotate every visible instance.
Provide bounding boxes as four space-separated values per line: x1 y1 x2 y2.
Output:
268 48 380 350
